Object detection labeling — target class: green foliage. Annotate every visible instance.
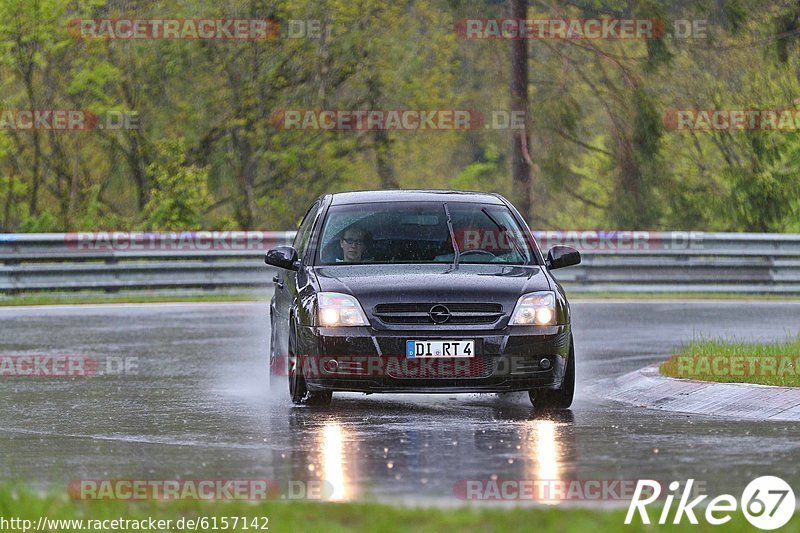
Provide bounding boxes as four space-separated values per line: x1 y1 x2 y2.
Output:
0 0 798 233
632 89 663 157
19 212 58 232
141 140 211 230
633 0 673 71
450 143 503 191
725 165 800 232
73 186 125 231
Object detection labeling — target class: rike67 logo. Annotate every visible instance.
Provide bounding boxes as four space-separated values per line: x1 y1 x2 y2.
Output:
626 477 795 530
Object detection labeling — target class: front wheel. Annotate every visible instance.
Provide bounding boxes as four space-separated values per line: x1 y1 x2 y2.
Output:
268 325 283 391
530 335 575 409
288 350 332 406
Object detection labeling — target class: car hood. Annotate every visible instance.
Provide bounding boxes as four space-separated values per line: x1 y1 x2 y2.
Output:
313 263 550 309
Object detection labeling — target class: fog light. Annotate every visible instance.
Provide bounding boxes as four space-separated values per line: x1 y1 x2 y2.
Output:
323 359 339 373
539 358 552 370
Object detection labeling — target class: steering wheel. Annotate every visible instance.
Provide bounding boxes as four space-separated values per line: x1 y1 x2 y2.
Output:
459 249 497 258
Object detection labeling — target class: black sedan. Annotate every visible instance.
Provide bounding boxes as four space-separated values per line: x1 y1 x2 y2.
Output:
266 190 580 407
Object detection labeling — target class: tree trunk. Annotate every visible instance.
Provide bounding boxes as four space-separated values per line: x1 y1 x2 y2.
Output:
510 0 531 220
3 170 13 231
373 128 398 189
367 78 398 189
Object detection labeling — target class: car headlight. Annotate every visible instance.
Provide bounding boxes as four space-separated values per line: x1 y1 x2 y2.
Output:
509 291 556 325
317 292 370 326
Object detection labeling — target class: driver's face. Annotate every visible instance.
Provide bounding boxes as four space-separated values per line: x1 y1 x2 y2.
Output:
340 230 366 262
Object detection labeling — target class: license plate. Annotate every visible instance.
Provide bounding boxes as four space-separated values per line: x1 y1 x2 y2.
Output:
406 340 474 358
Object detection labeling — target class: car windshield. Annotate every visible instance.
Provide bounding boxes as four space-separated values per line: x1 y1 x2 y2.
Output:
317 201 535 265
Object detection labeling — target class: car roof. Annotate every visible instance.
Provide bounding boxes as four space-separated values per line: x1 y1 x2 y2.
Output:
327 189 506 205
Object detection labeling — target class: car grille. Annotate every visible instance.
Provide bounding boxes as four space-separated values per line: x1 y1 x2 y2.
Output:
385 356 495 379
373 303 503 325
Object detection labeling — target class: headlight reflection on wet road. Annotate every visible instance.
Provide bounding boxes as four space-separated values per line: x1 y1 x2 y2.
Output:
320 420 350 501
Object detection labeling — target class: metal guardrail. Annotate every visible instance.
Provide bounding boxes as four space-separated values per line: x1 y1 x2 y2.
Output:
1 231 799 293
0 231 294 292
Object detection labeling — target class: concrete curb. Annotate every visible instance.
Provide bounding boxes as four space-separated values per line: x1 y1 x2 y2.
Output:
604 364 800 421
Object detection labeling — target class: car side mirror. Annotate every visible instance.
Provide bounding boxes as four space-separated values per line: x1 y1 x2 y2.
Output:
546 246 581 270
265 246 299 271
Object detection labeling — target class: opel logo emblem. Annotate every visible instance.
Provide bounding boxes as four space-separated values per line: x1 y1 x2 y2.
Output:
429 305 451 324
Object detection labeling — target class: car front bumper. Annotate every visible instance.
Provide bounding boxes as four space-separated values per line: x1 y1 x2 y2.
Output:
295 324 572 393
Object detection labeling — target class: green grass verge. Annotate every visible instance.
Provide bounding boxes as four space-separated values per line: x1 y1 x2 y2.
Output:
567 291 800 300
660 336 800 386
1 486 796 532
0 292 266 306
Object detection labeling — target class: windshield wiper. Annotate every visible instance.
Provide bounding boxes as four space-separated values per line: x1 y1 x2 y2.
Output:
443 203 460 270
480 207 529 265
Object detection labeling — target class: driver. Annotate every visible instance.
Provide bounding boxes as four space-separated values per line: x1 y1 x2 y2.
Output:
338 224 370 262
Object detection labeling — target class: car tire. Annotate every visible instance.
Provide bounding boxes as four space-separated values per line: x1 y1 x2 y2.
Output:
268 317 283 391
530 335 575 409
288 333 333 406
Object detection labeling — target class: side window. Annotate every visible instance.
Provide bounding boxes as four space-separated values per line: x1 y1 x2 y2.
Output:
293 202 320 259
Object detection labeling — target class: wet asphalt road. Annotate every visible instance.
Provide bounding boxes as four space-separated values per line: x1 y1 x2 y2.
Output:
1 299 799 506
